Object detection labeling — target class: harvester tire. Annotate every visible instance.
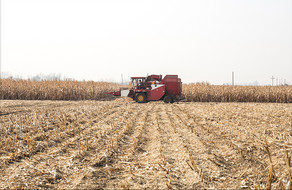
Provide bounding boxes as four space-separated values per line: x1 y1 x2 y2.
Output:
135 93 147 103
163 96 171 103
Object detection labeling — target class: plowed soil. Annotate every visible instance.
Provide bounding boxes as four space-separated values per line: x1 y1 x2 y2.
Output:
0 99 291 189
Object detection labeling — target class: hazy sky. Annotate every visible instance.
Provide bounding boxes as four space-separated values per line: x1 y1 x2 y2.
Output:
2 0 292 84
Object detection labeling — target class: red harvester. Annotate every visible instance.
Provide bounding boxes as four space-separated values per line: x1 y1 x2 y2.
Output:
108 74 183 103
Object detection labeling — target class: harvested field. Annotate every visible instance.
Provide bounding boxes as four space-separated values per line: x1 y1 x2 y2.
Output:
0 99 291 189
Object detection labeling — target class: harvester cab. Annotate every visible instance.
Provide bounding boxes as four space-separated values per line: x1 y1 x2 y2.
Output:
131 77 146 89
108 74 183 103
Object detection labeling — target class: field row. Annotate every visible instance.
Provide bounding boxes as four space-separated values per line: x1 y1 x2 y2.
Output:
0 100 291 189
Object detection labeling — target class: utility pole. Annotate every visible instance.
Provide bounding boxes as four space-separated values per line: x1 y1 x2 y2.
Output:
121 74 123 85
232 72 234 86
271 76 275 86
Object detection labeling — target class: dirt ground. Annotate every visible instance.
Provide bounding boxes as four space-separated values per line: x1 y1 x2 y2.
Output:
0 99 291 189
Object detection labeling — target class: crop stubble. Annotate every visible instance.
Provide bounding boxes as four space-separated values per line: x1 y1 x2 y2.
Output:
0 99 291 189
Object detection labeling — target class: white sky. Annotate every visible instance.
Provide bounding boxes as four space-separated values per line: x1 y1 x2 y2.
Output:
2 0 292 84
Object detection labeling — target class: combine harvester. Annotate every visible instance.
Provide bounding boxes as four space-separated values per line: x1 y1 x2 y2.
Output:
108 74 183 103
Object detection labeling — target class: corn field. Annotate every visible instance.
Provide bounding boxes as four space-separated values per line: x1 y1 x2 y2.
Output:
0 100 291 189
183 82 292 103
1 79 291 102
0 79 120 100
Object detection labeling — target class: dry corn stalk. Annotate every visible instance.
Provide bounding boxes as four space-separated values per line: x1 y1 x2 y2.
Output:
183 82 292 103
0 79 120 100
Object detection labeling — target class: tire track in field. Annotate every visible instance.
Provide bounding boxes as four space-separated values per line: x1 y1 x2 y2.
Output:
102 103 202 189
155 104 202 189
0 102 132 189
119 103 169 189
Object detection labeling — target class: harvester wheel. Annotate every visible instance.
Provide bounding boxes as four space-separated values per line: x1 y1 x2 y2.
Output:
135 93 147 103
163 96 171 103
